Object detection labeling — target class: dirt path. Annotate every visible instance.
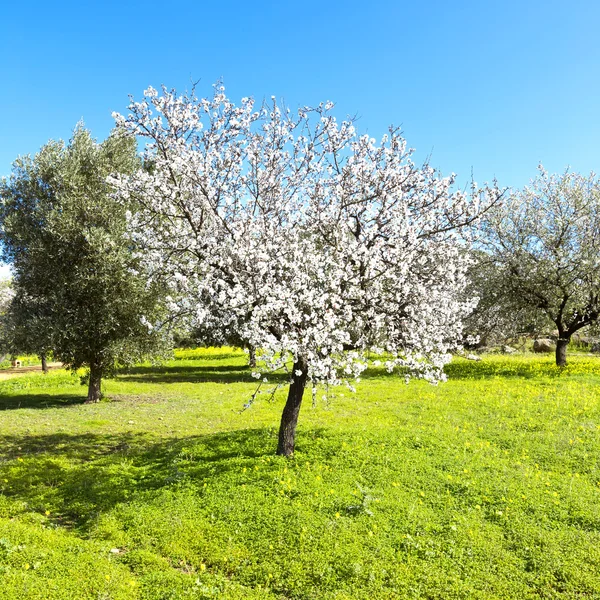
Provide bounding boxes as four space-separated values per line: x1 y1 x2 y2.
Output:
0 362 63 380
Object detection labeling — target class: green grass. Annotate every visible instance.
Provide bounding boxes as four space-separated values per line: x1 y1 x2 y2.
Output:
1 349 600 599
0 353 43 369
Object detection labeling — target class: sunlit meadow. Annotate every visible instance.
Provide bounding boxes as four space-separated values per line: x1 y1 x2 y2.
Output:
1 349 599 599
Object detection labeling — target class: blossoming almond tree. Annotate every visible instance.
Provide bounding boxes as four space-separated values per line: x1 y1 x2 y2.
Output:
111 84 499 456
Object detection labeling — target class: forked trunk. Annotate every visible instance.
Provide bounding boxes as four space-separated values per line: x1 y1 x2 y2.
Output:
556 337 569 367
277 356 309 457
40 353 48 374
87 361 103 403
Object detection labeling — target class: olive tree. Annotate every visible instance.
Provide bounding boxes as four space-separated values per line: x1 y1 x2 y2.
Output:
479 168 600 365
0 125 167 400
112 85 498 455
0 278 16 361
462 250 551 348
0 286 54 371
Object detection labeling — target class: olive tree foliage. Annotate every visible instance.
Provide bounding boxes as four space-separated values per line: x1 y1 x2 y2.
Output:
479 167 600 366
0 125 168 400
0 278 16 360
462 250 550 348
0 284 54 371
111 84 499 455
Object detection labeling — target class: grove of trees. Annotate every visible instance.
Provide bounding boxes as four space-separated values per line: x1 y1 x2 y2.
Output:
1 84 599 452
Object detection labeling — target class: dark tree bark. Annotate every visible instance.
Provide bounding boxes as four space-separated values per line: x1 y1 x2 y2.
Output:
556 337 569 367
87 360 103 403
40 353 48 374
277 356 309 457
248 345 257 369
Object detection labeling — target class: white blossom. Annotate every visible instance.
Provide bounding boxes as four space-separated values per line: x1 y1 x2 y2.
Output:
112 83 499 393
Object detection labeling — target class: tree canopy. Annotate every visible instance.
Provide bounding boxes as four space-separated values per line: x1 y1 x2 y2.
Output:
111 84 499 455
0 125 167 400
479 168 600 365
462 249 550 348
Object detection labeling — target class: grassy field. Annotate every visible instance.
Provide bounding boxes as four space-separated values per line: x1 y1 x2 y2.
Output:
1 349 600 599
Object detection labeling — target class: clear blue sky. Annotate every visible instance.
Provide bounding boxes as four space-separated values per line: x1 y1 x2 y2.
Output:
1 0 599 191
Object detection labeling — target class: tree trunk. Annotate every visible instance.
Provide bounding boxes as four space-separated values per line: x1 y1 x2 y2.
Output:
248 345 257 369
87 361 103 403
556 337 569 367
40 353 48 374
277 356 309 457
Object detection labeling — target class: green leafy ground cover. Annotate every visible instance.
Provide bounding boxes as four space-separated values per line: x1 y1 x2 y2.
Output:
0 349 599 599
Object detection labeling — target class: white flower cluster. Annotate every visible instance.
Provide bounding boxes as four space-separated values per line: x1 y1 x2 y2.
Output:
112 84 499 388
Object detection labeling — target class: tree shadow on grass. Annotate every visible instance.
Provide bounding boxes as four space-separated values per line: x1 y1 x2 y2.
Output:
0 360 568 412
0 427 286 533
0 392 86 411
118 363 289 385
118 360 546 387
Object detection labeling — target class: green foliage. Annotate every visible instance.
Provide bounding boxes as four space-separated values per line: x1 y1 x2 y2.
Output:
0 355 31 370
0 125 168 394
0 278 14 356
478 170 600 364
463 251 551 346
0 349 599 598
